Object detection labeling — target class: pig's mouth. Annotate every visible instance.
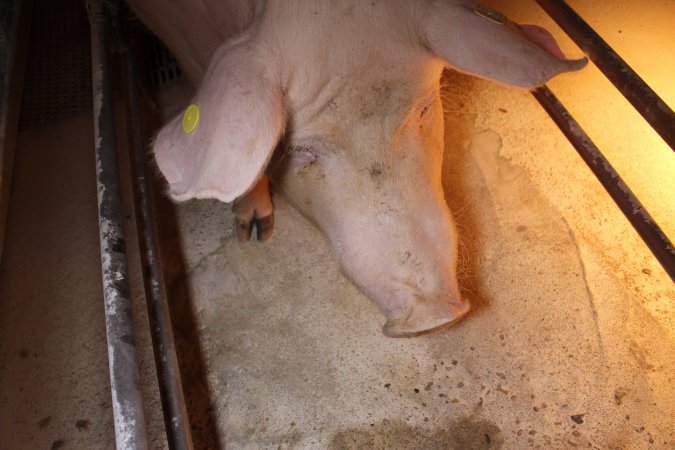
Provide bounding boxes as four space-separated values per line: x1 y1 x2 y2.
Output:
381 294 470 338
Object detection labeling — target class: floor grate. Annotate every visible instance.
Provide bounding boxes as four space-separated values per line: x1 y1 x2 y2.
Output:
19 0 97 129
19 0 181 130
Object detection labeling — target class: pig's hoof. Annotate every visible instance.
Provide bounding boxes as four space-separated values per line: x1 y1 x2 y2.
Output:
382 298 470 338
233 176 274 242
235 213 274 242
255 214 274 241
235 217 254 242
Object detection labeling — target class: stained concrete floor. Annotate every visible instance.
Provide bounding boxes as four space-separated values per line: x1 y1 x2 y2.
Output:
1 1 674 449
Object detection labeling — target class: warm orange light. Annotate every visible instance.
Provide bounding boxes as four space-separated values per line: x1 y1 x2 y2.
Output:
478 0 674 326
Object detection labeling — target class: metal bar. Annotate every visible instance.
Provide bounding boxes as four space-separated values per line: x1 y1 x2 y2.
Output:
534 0 675 151
533 86 675 282
123 17 194 450
89 0 150 448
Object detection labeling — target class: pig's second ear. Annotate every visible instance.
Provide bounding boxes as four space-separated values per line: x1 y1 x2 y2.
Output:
423 2 587 88
154 42 284 203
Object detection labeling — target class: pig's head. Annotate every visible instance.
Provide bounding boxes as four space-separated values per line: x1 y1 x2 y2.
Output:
152 1 586 336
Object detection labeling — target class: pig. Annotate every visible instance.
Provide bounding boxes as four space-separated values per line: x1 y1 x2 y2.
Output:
128 0 586 337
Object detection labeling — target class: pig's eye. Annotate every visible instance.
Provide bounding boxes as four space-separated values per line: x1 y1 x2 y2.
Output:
288 144 319 169
419 101 433 120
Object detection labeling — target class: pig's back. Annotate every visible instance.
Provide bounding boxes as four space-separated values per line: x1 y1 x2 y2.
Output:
127 0 263 83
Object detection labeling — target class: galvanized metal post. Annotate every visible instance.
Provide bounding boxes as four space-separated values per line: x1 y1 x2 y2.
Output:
89 0 150 448
533 86 675 282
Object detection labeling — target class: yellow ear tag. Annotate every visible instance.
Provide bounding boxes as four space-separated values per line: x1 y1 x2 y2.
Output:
182 103 200 134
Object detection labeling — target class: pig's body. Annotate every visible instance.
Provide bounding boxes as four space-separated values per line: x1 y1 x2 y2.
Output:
129 0 586 336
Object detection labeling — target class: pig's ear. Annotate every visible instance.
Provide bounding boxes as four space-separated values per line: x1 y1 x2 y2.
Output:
153 42 284 203
422 2 587 88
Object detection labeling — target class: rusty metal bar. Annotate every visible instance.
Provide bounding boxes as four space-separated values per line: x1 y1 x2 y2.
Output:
533 86 675 282
89 0 149 448
535 0 675 151
123 15 194 450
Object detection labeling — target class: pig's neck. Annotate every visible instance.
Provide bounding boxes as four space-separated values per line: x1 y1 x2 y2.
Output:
284 59 446 146
254 0 439 140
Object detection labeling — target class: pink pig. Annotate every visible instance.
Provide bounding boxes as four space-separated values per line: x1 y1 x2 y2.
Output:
129 0 586 336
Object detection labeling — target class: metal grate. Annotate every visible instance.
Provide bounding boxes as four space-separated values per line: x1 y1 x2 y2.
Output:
19 0 97 129
19 0 180 130
139 29 183 90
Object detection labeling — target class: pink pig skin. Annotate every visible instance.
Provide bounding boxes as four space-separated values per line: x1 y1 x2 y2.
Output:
129 0 586 336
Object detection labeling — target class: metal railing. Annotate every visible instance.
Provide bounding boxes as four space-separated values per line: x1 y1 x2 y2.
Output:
89 0 149 447
533 0 675 282
535 0 675 150
89 1 193 448
124 12 194 450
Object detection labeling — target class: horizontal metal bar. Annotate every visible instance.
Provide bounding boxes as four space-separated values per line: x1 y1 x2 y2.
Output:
535 0 675 151
533 86 675 282
89 0 150 448
123 19 194 450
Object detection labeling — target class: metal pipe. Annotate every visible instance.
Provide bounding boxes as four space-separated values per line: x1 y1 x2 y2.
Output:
533 86 675 282
123 17 194 450
89 0 150 448
534 0 675 151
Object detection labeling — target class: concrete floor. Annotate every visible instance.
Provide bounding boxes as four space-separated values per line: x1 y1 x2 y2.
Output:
1 1 673 449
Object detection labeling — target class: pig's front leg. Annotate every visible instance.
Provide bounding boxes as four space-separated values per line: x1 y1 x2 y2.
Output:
233 175 274 242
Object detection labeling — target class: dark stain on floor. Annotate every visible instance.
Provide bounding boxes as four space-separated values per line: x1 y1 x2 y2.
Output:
329 416 502 449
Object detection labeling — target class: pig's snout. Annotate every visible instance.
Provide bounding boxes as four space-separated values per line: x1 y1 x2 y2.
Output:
338 236 471 338
382 293 470 338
